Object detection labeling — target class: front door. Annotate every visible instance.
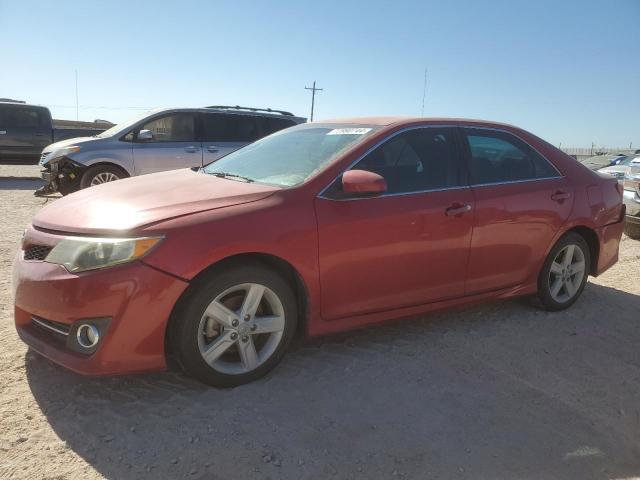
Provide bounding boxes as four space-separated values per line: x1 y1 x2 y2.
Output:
0 105 49 158
315 127 474 320
462 128 573 294
132 112 202 175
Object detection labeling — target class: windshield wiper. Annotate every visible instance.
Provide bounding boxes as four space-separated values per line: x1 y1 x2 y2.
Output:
210 172 254 183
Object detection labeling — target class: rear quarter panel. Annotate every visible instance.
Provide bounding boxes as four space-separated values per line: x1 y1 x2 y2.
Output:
522 140 624 276
501 127 624 279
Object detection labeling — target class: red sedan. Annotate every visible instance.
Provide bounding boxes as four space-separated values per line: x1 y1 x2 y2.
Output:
13 118 625 386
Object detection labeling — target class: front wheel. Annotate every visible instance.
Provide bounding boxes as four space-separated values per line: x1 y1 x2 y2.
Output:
80 164 127 189
537 232 590 311
171 264 297 387
57 179 80 196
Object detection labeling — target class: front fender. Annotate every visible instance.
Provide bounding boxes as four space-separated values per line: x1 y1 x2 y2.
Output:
138 193 323 327
76 149 135 176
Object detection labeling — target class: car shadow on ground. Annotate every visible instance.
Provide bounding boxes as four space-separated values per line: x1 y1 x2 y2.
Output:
26 283 640 480
0 177 42 191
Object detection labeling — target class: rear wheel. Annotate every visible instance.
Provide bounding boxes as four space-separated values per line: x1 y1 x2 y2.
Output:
537 232 590 311
171 264 297 387
624 220 640 240
80 164 127 189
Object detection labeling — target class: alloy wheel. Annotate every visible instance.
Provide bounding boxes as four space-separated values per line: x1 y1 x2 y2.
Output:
197 283 285 375
90 172 119 185
548 244 586 303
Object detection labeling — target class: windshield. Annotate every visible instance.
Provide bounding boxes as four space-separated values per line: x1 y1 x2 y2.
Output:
203 124 379 187
95 110 158 138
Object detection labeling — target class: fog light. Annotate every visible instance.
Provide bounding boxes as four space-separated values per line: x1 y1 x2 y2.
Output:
76 323 100 348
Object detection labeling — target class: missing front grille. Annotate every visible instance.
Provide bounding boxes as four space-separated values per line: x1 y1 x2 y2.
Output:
24 245 52 261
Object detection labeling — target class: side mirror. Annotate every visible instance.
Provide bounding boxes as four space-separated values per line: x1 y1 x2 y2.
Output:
342 169 387 195
137 129 154 141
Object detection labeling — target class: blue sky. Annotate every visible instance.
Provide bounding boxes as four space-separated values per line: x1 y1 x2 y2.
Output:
1 0 638 147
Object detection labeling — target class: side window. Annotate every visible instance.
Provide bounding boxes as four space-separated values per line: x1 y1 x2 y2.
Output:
202 114 260 142
261 117 296 136
352 128 461 194
465 130 558 185
139 113 195 142
5 107 42 129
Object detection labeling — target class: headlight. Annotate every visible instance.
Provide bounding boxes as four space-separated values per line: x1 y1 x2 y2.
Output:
45 236 163 273
45 145 81 165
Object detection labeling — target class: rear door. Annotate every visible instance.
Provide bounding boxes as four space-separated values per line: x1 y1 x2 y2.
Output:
462 128 572 294
201 113 260 165
132 112 201 175
0 105 50 158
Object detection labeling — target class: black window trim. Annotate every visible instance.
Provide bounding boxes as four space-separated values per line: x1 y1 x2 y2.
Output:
461 126 564 188
128 111 198 143
317 124 469 201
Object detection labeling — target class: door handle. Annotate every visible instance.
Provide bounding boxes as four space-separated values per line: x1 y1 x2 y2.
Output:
445 203 472 216
35 133 45 136
551 190 571 202
207 146 219 153
184 146 199 153
0 130 6 135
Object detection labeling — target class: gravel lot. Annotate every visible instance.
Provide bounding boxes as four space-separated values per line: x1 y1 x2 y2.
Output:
1 163 639 480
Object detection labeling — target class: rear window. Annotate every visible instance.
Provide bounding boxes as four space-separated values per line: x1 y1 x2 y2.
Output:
3 107 44 128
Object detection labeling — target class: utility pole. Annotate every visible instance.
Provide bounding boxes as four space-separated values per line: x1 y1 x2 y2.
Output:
75 69 79 121
421 67 427 117
305 81 323 122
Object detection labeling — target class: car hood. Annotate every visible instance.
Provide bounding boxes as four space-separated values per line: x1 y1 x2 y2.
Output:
32 169 280 235
43 136 99 154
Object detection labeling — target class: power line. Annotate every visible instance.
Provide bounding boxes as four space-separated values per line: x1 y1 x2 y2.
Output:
304 81 323 122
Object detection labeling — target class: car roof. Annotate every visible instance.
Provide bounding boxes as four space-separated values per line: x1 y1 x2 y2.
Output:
315 116 521 130
0 101 47 108
149 106 306 122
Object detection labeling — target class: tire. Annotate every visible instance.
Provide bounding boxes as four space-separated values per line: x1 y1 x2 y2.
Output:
80 164 127 189
57 180 79 196
537 232 591 311
170 264 297 387
624 220 640 240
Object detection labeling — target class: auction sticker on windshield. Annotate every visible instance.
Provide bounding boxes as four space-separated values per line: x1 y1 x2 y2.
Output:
327 128 372 135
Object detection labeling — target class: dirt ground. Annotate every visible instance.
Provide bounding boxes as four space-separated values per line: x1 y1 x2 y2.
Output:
1 163 639 480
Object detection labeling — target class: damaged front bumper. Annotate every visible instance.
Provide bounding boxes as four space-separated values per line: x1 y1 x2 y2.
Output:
35 158 85 196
